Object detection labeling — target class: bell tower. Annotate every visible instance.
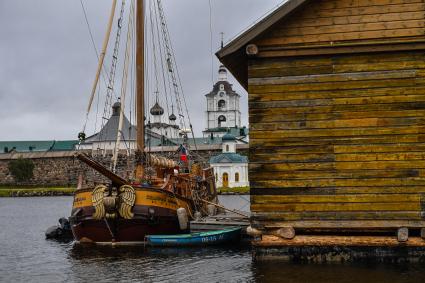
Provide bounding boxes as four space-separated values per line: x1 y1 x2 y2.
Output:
203 66 241 138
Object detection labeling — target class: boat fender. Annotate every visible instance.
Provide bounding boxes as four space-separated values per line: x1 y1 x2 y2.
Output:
177 207 188 230
45 226 61 239
148 207 155 221
59 217 70 230
207 204 217 216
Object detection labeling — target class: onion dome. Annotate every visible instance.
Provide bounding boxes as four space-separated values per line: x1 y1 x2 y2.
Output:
169 113 177 121
150 102 164 116
112 102 121 116
222 133 236 142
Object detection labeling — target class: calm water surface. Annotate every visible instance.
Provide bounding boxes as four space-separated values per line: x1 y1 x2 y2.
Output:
1 196 425 283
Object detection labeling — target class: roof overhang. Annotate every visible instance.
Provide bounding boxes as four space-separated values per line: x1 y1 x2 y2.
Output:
216 0 309 90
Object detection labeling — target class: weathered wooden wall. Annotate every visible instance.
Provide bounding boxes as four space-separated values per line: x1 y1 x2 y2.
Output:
248 0 425 232
256 0 425 48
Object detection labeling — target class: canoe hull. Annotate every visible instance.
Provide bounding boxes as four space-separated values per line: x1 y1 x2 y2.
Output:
146 227 242 247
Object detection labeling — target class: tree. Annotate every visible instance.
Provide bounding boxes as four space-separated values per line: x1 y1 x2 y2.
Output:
8 158 35 182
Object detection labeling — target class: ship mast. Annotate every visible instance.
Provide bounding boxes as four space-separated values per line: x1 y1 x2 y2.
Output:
136 0 145 174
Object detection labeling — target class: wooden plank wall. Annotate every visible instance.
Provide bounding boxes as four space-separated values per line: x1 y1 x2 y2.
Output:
256 0 425 48
248 50 425 230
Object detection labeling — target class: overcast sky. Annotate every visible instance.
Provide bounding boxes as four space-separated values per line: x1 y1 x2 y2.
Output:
0 0 283 141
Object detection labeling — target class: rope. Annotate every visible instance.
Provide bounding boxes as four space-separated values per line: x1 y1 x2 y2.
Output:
153 0 171 119
208 0 214 86
81 0 118 139
149 1 160 97
112 0 135 173
79 0 111 89
99 0 126 151
155 0 186 131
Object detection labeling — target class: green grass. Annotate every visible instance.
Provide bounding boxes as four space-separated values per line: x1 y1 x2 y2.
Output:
217 186 250 194
0 186 75 197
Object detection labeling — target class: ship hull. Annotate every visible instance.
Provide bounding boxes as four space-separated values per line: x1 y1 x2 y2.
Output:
70 187 193 244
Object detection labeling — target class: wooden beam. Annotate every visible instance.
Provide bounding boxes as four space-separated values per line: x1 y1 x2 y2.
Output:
254 235 425 247
76 153 128 186
257 41 425 58
397 227 409 242
262 220 425 229
246 44 259 56
272 227 296 239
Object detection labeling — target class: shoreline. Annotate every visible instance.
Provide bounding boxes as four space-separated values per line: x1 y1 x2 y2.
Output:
0 187 250 197
218 191 249 196
0 187 75 197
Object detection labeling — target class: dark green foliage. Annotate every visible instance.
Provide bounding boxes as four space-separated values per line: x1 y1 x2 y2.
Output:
8 158 35 182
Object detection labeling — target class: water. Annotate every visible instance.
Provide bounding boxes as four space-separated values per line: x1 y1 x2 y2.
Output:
1 196 425 283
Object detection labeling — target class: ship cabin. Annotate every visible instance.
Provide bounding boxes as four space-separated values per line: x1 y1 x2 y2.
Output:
217 0 425 239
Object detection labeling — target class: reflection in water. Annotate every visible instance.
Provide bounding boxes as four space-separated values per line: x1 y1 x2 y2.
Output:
254 261 425 283
1 196 425 283
68 245 253 282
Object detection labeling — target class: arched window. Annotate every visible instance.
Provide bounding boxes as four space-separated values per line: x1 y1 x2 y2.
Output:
218 115 226 127
218 99 226 110
226 145 229 152
235 172 239 182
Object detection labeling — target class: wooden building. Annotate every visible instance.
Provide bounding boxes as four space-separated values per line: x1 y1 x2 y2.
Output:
217 0 425 240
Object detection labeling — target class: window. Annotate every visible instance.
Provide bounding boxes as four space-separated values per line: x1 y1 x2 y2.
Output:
235 172 239 182
218 115 226 127
218 99 226 110
226 145 229 152
215 173 218 182
220 84 224 91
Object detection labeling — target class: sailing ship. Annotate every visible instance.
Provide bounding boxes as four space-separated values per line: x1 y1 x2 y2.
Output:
69 0 217 244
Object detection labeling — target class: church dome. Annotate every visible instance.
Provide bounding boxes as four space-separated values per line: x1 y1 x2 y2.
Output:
150 102 164 116
222 133 236 142
169 113 177 121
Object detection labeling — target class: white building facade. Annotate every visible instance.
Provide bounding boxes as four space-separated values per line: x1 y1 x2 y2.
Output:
209 133 249 188
203 66 242 138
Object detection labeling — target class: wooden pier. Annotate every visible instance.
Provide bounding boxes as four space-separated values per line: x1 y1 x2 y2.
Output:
254 235 425 262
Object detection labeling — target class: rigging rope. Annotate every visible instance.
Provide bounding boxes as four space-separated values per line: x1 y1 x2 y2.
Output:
155 0 186 131
208 0 214 86
81 0 117 140
112 0 135 173
79 0 111 89
152 0 171 120
149 2 160 103
99 0 127 148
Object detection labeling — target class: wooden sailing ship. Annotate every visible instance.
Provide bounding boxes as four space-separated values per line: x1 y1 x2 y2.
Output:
69 0 217 244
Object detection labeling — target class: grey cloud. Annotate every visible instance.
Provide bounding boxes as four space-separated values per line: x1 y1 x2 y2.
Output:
0 0 283 140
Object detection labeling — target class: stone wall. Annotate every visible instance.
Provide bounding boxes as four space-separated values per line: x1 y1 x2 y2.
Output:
0 145 248 187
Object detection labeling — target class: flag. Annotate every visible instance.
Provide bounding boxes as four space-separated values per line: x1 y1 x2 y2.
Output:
178 145 188 162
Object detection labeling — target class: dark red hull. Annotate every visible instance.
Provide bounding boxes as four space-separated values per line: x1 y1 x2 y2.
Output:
70 205 184 243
